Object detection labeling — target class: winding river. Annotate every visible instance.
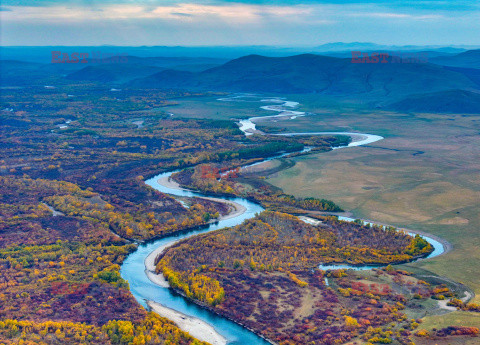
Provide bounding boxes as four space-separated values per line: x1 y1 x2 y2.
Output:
120 95 446 345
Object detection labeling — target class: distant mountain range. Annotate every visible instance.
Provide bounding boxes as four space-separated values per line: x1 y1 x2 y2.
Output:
2 48 480 113
314 42 473 53
2 44 479 62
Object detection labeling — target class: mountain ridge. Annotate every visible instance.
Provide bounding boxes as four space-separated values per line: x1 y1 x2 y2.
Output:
128 53 479 103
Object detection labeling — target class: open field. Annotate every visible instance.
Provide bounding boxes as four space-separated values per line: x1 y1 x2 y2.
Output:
164 94 480 330
160 94 372 122
160 95 270 120
414 312 480 345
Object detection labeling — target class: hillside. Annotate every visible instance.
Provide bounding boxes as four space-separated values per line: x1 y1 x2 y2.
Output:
388 89 480 114
0 60 84 86
431 49 480 69
129 53 478 101
65 56 226 83
66 64 165 83
0 56 225 86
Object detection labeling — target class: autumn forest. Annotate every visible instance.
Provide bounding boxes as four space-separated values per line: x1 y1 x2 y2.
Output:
0 80 477 345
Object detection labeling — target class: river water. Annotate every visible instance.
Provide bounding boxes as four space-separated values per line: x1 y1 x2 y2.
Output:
120 94 445 344
121 173 268 344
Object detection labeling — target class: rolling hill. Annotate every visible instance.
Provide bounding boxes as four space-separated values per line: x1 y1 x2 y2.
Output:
66 64 165 83
128 53 479 102
65 56 226 83
387 89 480 114
0 56 226 86
431 49 480 69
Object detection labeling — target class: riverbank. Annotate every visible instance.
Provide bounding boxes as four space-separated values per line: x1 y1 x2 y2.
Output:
147 301 227 345
141 174 251 340
144 242 170 287
156 175 247 221
145 175 247 286
350 216 453 257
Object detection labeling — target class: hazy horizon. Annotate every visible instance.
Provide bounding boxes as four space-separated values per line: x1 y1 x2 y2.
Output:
2 43 480 48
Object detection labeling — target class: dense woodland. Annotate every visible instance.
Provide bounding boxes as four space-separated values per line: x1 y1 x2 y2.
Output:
0 313 207 345
155 212 440 344
158 211 433 276
156 211 432 308
0 83 476 345
0 83 348 344
0 85 344 244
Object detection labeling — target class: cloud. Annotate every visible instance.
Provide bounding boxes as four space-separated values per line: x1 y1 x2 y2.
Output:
1 1 479 46
0 0 478 10
1 3 316 23
349 12 444 20
170 12 194 17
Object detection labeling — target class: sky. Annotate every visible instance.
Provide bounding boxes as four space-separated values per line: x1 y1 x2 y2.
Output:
1 0 479 46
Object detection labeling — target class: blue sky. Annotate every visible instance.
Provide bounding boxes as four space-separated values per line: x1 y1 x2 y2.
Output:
1 0 479 46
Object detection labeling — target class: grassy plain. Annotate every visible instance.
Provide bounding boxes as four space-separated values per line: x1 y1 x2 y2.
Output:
164 94 480 329
159 95 267 120
269 98 480 329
